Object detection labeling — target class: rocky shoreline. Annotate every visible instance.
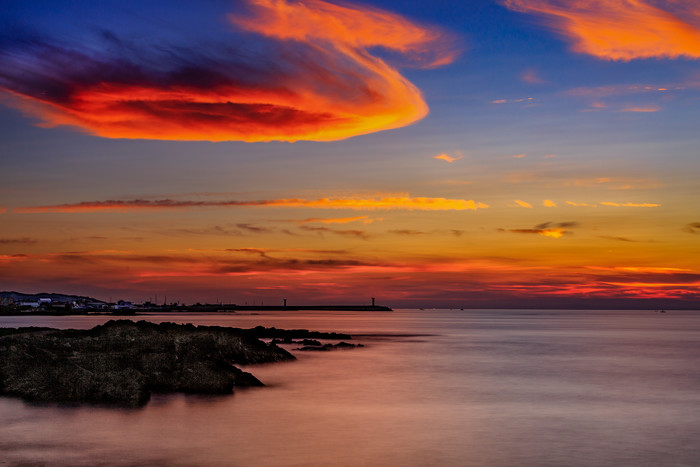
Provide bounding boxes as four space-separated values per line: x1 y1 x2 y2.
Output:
0 320 356 407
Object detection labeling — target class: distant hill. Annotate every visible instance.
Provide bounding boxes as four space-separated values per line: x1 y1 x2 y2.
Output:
0 291 106 304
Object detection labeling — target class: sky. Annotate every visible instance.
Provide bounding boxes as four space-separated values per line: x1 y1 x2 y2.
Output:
1 0 699 309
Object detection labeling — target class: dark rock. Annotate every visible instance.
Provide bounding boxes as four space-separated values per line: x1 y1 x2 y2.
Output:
247 326 352 340
0 320 294 407
296 341 364 351
270 338 323 346
300 339 322 346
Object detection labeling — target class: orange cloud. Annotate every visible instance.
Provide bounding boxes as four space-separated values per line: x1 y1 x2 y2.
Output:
514 199 533 208
0 207 6 214
619 105 661 112
587 266 693 274
603 281 700 289
505 221 577 238
543 199 557 207
509 228 565 238
503 0 700 60
296 216 373 224
521 69 546 84
600 202 660 207
433 152 464 163
0 0 458 142
0 254 31 263
566 200 660 208
299 225 370 240
18 196 488 213
567 177 661 190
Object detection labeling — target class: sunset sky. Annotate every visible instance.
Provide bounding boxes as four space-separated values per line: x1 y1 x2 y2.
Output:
1 0 699 308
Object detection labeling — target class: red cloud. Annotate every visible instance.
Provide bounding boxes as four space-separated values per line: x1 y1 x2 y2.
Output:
0 0 457 142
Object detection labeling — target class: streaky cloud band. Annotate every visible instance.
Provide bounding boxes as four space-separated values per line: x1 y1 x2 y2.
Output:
17 196 488 213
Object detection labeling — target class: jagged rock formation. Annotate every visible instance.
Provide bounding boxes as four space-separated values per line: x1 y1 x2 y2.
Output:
0 320 301 407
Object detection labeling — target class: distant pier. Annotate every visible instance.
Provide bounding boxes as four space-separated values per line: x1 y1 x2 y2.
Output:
225 305 392 312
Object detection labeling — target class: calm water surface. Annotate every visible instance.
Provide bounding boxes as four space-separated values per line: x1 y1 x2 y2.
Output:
1 309 699 466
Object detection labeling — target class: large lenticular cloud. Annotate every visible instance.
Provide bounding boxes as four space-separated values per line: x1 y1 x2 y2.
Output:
0 0 457 142
503 0 700 60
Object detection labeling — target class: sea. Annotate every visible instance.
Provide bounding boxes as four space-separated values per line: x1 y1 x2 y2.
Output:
1 309 699 466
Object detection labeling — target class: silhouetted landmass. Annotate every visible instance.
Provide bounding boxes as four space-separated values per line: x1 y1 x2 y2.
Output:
0 291 392 314
0 320 357 407
0 291 104 304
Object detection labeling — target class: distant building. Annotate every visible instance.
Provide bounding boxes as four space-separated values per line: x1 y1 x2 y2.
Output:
114 300 134 310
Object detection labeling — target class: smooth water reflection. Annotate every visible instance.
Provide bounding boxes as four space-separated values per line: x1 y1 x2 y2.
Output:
1 309 699 466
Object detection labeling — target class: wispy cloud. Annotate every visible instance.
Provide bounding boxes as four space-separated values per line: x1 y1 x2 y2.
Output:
600 202 660 207
683 222 700 234
34 249 383 276
174 226 245 237
225 247 349 256
299 225 370 240
0 237 38 245
585 101 608 111
587 266 694 274
503 0 700 60
18 196 488 213
568 83 676 98
0 254 31 263
514 199 533 208
507 228 566 238
388 229 425 236
491 97 534 104
0 0 459 142
538 221 579 229
433 152 464 163
566 201 660 208
295 216 373 224
598 236 638 243
236 223 274 234
521 69 547 84
226 248 269 257
619 105 661 113
543 199 557 207
439 180 473 186
500 221 578 239
565 177 661 190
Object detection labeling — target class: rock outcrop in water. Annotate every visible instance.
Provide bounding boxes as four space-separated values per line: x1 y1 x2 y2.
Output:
0 320 316 407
